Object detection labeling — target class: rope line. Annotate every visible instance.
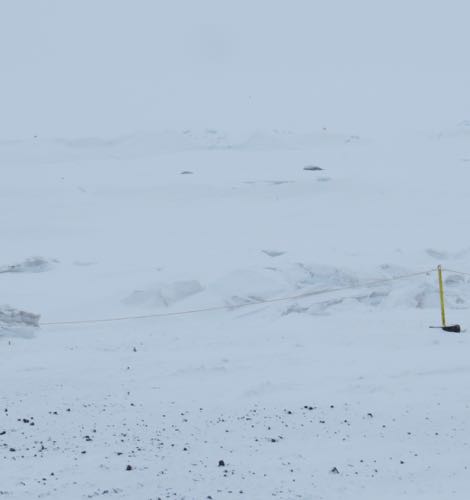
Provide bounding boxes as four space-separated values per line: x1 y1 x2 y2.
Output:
443 268 470 278
40 269 433 327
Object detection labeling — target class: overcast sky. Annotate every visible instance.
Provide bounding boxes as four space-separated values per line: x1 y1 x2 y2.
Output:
1 0 469 137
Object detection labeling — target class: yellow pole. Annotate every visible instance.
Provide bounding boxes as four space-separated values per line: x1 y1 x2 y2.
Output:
438 265 446 327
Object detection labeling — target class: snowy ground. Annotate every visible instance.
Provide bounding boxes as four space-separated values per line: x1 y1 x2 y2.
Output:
2 126 470 499
2 1 470 498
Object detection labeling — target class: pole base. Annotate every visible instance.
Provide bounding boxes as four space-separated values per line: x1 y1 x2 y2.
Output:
429 324 462 333
442 324 461 333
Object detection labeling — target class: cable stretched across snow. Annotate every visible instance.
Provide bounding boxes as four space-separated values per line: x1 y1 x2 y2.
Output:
40 269 434 327
442 268 470 278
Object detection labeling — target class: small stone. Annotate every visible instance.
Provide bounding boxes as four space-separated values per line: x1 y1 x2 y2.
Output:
126 465 133 471
218 460 225 467
330 467 340 474
304 166 323 171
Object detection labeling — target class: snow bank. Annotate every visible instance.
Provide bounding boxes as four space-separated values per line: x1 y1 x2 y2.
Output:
0 306 40 333
0 257 56 274
123 280 204 308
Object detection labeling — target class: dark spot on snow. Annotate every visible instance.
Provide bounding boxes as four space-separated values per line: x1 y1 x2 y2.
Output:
218 460 225 467
304 166 323 171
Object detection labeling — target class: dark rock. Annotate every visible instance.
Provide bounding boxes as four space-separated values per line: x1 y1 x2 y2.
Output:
126 465 133 471
330 467 340 474
304 166 323 171
218 460 225 467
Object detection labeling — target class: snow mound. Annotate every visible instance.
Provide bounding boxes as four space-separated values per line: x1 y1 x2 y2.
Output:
202 263 467 315
0 257 56 274
123 280 204 308
0 306 41 330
